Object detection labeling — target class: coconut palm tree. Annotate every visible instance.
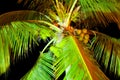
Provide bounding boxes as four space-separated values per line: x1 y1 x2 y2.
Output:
0 0 120 80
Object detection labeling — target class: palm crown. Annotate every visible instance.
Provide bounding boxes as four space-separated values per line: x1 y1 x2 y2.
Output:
0 0 120 80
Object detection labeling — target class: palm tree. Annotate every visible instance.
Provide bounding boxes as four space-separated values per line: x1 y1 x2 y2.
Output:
0 0 120 80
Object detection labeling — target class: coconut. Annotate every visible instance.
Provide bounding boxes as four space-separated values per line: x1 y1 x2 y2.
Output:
82 28 87 34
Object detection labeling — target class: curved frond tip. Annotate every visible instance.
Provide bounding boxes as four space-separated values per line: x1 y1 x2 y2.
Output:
89 31 120 79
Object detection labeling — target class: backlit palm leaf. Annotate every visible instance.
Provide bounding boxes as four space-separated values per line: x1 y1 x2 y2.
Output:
0 10 50 26
0 9 58 78
0 20 56 79
0 29 10 74
89 31 120 79
0 9 56 75
17 0 52 13
48 0 80 28
50 36 109 80
78 0 120 27
21 52 55 80
0 21 32 74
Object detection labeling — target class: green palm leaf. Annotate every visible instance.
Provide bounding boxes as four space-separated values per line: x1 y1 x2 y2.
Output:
78 0 120 27
21 52 55 80
0 20 55 76
89 31 120 79
0 29 10 74
50 35 109 80
17 0 52 13
0 9 59 78
48 0 80 28
0 10 46 26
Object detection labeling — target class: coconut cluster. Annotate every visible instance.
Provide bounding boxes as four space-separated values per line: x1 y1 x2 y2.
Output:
75 28 90 44
53 22 90 44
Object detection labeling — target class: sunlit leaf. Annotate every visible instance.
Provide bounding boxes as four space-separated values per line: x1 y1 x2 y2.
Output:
21 52 55 80
51 35 109 80
78 0 120 27
0 30 10 74
0 10 48 26
89 31 120 79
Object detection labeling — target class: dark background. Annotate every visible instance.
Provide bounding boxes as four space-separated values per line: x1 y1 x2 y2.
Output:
0 0 22 14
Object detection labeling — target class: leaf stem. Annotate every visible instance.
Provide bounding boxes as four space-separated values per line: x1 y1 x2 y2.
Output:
27 20 62 32
41 38 55 54
65 0 78 27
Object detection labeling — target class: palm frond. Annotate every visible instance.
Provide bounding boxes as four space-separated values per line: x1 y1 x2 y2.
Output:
0 20 56 76
89 31 120 79
0 29 10 74
6 21 55 56
78 0 120 27
17 0 52 13
0 9 61 77
71 6 81 22
50 35 109 80
48 0 80 28
21 52 55 80
0 10 52 26
0 10 56 58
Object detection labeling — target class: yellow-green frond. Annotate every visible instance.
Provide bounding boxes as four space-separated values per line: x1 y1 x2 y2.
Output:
51 35 108 80
79 0 120 27
0 30 10 74
89 31 120 79
21 52 55 80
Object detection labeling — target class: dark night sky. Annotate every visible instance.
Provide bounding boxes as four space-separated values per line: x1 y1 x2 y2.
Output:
0 0 22 14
